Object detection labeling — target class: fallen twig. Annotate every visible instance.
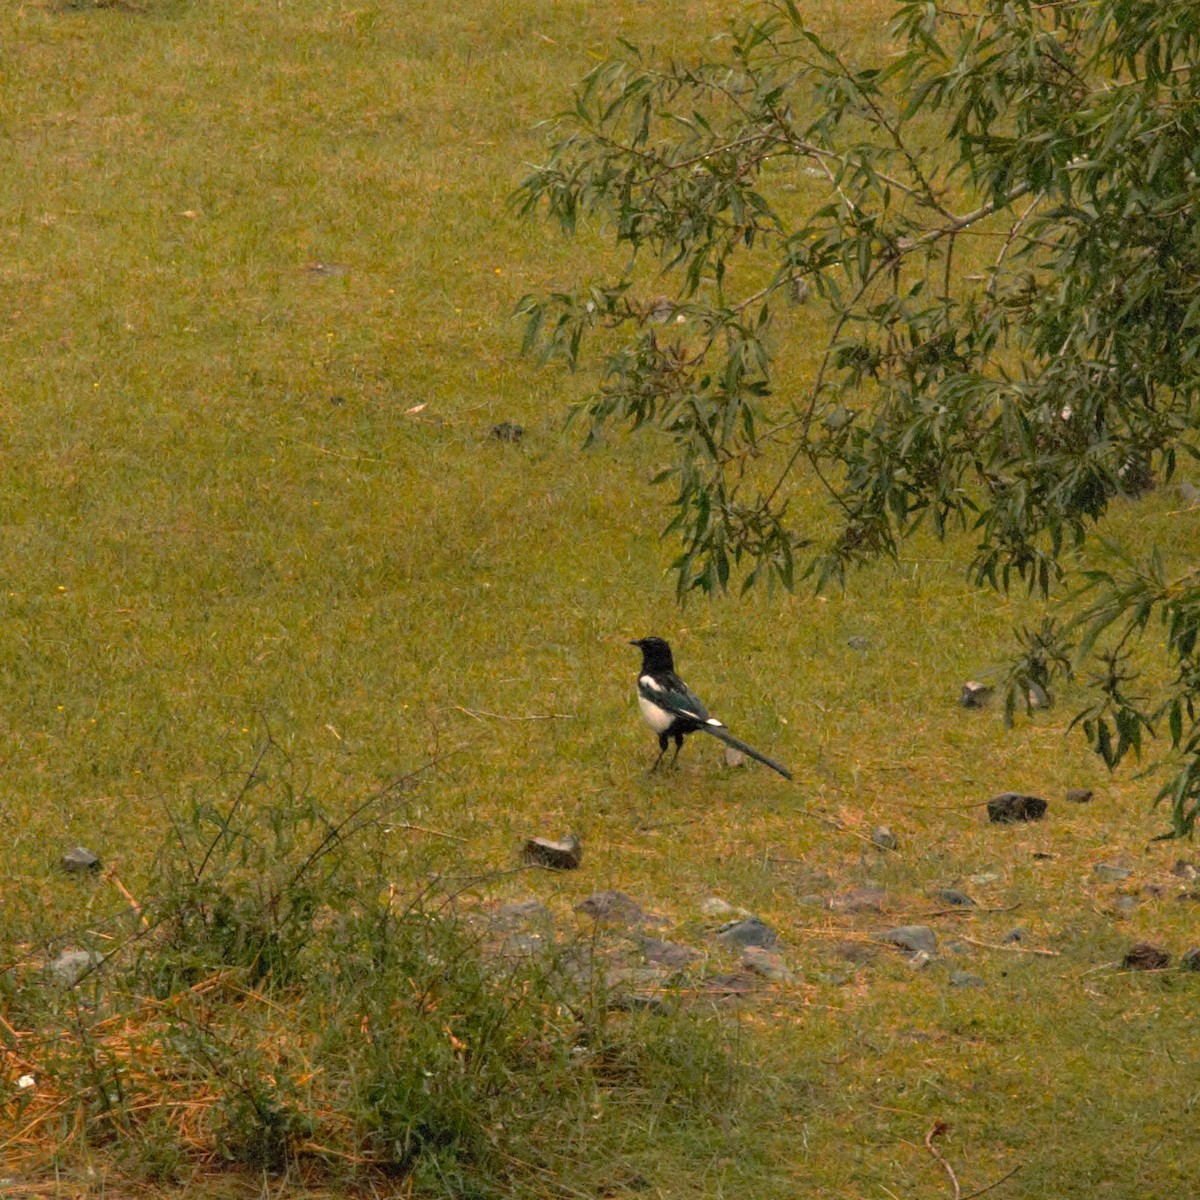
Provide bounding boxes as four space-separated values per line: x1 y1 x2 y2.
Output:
959 934 1060 957
961 1165 1023 1200
384 821 466 842
107 869 149 928
452 705 575 721
925 1120 961 1200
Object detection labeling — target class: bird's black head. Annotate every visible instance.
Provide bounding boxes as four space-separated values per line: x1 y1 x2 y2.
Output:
630 636 675 673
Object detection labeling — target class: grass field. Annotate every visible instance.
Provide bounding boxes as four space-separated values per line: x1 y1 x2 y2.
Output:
3 0 1200 1196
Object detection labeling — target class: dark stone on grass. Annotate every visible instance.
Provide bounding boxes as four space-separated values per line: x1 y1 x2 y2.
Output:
846 635 870 651
883 925 938 955
575 890 645 924
522 834 582 870
833 940 875 964
948 970 986 988
1172 859 1199 881
741 946 797 984
1065 788 1094 804
871 826 898 851
1180 948 1200 972
987 793 1047 823
702 970 759 995
716 917 777 949
1179 891 1200 903
960 680 993 708
829 887 886 914
61 846 100 874
642 938 700 968
933 888 976 907
490 421 525 443
1002 927 1027 944
1123 942 1170 971
1093 863 1132 883
47 949 102 987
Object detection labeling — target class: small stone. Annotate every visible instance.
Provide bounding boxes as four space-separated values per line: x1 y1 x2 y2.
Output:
1122 942 1170 971
906 950 934 970
948 970 986 988
1065 788 1094 804
329 394 346 406
642 938 700 968
1093 863 1132 883
61 847 101 874
522 834 582 870
1172 859 1199 881
883 925 938 955
960 681 994 708
1002 927 1027 944
829 887 886 914
47 949 102 987
575 890 645 924
490 899 552 930
833 941 875 964
1027 682 1051 710
700 896 744 918
788 276 810 306
741 946 797 984
871 826 898 851
490 421 525 443
716 917 777 949
723 745 746 768
1180 948 1200 972
846 635 870 651
933 888 976 907
987 793 1047 823
646 295 674 324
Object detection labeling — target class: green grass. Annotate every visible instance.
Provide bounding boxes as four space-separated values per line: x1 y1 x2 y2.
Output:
3 0 1200 1196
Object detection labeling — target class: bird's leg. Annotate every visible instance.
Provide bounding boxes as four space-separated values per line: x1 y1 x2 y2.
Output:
669 732 685 768
650 733 670 774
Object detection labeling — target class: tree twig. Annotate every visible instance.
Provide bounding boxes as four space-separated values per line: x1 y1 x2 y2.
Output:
925 1121 961 1200
959 934 1060 956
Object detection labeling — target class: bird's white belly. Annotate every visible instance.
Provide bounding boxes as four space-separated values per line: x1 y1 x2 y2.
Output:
638 692 674 733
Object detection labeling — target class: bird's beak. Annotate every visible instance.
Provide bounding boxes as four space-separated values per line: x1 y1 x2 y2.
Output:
628 639 641 647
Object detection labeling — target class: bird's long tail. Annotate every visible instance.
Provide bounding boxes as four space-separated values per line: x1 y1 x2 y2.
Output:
701 724 792 780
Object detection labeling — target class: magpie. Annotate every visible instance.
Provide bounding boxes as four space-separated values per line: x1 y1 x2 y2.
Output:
630 636 793 780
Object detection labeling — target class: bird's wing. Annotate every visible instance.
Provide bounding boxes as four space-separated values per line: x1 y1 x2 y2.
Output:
639 672 717 725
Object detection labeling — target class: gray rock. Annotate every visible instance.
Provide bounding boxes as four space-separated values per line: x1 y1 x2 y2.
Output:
829 887 886 914
716 917 777 949
61 847 100 874
1065 788 1094 804
833 940 875 964
948 970 986 988
723 745 746 768
1180 948 1200 972
1002 927 1027 944
575 890 644 924
987 793 1047 823
642 938 700 968
1027 682 1051 710
846 635 870 651
960 681 994 708
1093 863 1132 883
741 946 797 984
933 888 976 907
522 834 582 870
491 899 552 930
871 826 898 851
883 925 938 955
47 949 101 987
